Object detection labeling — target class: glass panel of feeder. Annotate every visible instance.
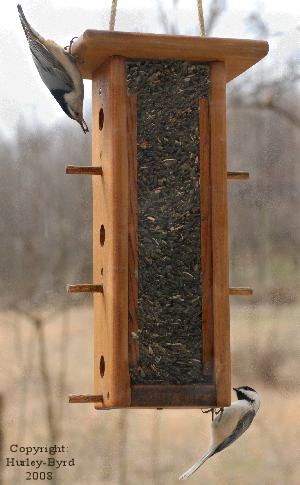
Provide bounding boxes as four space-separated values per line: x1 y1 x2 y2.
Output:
127 60 209 386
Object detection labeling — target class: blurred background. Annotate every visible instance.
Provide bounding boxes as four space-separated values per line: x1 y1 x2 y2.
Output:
1 0 300 483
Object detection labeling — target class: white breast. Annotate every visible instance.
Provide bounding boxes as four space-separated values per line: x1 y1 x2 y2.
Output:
208 401 250 452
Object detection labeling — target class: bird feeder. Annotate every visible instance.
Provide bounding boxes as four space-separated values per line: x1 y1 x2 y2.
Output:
66 31 268 409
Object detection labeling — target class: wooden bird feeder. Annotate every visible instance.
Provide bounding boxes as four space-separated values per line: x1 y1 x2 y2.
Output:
66 31 268 409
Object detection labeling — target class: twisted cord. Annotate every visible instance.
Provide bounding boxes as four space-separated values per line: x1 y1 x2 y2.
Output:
197 0 206 36
109 0 118 31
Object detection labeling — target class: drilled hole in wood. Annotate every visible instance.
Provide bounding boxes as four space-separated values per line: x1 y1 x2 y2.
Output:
100 225 105 246
99 108 104 130
100 355 105 378
107 392 110 402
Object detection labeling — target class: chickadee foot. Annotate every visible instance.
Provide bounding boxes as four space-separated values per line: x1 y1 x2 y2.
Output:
216 407 225 422
202 408 215 421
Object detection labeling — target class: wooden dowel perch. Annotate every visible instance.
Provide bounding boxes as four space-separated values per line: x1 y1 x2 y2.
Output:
66 165 103 175
69 394 104 403
67 284 103 293
229 287 253 296
227 171 249 180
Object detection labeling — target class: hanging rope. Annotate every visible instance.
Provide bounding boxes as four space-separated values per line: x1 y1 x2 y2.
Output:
109 0 118 31
197 0 206 36
109 1 204 36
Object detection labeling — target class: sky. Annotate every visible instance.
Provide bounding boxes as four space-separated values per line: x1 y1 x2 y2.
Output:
1 0 300 136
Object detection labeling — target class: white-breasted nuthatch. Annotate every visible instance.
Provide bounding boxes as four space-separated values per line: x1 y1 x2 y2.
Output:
17 4 88 133
179 386 260 480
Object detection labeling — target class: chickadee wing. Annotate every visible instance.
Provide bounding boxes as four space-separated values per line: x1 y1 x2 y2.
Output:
213 409 256 455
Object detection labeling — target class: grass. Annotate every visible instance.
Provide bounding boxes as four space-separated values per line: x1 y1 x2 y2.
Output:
1 302 300 484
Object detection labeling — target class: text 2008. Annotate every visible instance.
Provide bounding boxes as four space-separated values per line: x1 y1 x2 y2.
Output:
26 472 52 480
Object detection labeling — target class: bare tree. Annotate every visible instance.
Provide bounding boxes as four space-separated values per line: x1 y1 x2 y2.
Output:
156 0 179 34
227 10 300 304
0 108 93 484
156 0 227 36
205 0 227 36
0 395 3 485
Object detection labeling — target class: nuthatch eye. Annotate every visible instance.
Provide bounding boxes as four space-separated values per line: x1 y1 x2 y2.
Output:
17 4 88 133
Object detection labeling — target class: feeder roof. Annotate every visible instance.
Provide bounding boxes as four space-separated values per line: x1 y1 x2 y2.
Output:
72 30 268 83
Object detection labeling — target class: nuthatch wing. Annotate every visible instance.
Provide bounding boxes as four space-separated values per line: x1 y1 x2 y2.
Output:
17 4 88 133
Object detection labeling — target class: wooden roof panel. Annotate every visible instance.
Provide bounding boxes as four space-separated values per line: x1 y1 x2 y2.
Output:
72 30 268 83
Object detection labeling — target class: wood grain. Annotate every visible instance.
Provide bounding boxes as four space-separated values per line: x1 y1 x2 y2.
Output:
67 284 103 293
130 384 216 408
78 385 215 408
92 56 131 409
69 386 216 407
229 287 253 296
69 394 104 403
127 95 139 367
71 31 268 84
199 98 213 378
66 166 103 175
227 171 249 180
209 61 231 407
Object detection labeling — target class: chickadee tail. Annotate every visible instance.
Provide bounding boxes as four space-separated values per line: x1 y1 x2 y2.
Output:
179 451 213 480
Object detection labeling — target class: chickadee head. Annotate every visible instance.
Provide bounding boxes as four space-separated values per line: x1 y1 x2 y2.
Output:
233 386 260 411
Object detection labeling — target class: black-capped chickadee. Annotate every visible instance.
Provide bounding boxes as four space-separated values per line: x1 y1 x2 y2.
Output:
179 386 260 480
17 4 88 133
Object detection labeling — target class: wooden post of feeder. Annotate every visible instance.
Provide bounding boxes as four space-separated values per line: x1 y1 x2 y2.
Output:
199 62 230 407
92 56 131 408
210 61 231 406
127 94 139 369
